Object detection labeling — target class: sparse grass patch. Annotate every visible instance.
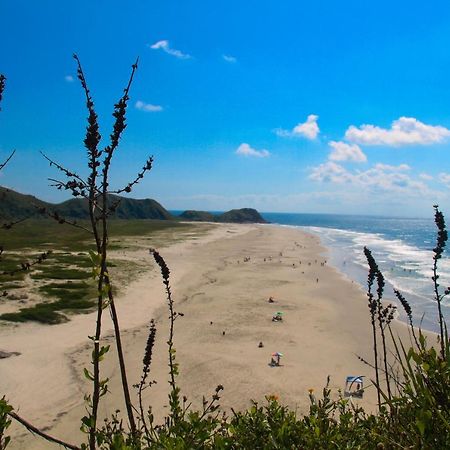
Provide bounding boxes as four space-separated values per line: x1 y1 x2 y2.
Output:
0 287 96 324
1 283 22 291
0 271 26 283
31 267 91 281
39 284 94 303
0 305 67 324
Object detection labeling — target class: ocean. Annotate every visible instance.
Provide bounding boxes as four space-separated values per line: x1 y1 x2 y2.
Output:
261 212 450 334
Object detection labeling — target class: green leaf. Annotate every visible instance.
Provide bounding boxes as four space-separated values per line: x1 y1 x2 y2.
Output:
88 250 101 266
83 368 95 381
416 419 426 436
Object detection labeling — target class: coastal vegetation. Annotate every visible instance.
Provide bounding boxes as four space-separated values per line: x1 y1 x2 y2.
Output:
1 61 449 450
0 219 193 324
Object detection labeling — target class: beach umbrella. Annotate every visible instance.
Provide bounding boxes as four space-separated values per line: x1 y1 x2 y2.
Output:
272 352 283 357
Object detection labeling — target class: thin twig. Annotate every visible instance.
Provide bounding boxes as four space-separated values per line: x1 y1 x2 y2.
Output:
9 412 80 450
0 250 52 276
41 152 89 190
1 216 30 230
38 207 93 234
0 150 15 171
110 156 153 195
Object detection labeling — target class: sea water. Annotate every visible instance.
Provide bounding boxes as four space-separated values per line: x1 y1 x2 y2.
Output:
262 213 450 334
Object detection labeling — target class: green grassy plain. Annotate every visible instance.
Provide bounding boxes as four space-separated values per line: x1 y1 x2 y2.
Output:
0 219 198 324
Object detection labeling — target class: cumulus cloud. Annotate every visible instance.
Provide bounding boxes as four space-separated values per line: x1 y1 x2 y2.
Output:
419 173 433 181
222 54 237 63
328 141 367 162
310 161 429 195
135 100 163 112
150 40 191 59
309 162 353 184
373 163 410 171
275 114 320 140
439 173 450 187
345 117 450 146
65 75 74 82
236 143 270 158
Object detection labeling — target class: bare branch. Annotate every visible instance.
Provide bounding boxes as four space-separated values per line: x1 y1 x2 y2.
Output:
1 215 30 230
0 74 6 109
0 150 15 171
37 206 93 234
1 250 52 276
9 412 80 450
110 156 153 195
41 152 89 190
48 178 88 199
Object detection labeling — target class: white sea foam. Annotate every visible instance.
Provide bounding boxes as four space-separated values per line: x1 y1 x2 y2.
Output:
303 225 450 311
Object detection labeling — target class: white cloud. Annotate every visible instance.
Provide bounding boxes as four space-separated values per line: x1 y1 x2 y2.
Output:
135 100 163 112
345 117 450 146
236 143 270 158
150 40 191 59
310 161 429 195
328 141 367 162
65 75 74 82
309 161 353 184
275 114 320 140
439 173 450 187
419 173 433 181
373 163 410 171
222 55 237 63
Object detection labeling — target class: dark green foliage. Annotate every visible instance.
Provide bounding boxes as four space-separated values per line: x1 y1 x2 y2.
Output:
0 397 12 450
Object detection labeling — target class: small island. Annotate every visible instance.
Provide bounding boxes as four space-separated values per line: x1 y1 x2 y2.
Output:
178 208 267 224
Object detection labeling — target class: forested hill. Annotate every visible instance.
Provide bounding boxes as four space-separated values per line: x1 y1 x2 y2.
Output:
179 208 267 224
0 187 173 221
0 187 267 224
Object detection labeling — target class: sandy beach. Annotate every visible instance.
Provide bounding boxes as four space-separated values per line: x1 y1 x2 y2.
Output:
2 223 423 449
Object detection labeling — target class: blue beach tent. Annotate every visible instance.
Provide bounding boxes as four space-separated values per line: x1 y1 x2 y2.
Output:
344 375 364 398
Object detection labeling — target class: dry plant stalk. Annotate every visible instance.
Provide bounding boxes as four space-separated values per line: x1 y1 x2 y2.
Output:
43 55 154 449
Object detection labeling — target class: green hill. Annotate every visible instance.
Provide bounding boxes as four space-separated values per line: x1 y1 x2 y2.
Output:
0 187 173 221
178 208 267 224
0 187 48 221
179 210 216 222
217 208 267 223
56 195 173 220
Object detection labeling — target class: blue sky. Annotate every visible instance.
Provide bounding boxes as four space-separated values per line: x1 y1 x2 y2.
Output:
2 0 450 217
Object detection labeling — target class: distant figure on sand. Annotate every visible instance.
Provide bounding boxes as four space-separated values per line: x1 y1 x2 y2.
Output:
268 296 275 303
269 352 283 367
258 341 264 348
272 312 283 322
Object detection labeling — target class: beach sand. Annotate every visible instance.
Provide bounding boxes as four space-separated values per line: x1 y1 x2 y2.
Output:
2 223 426 449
